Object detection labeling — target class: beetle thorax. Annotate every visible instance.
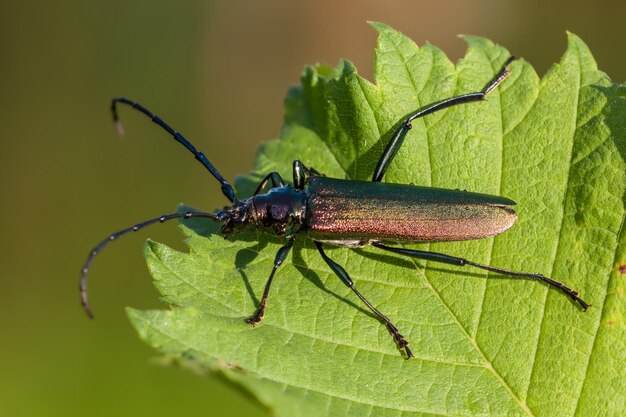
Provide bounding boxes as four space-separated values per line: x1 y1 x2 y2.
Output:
251 185 306 238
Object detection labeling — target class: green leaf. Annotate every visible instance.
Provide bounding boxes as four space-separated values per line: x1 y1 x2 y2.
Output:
128 23 626 417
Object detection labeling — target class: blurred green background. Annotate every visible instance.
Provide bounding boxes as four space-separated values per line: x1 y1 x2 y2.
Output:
1 1 624 416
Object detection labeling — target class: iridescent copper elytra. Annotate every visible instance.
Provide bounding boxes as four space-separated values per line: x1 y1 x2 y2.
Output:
80 57 589 358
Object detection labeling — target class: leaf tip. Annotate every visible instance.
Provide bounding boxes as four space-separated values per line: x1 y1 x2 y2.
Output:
126 308 160 345
335 59 357 78
565 30 579 40
143 239 159 257
126 306 140 319
125 307 145 332
565 31 591 54
459 34 497 51
142 239 176 271
560 31 598 74
368 21 390 32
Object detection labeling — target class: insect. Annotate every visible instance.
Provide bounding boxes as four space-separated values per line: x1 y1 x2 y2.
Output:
80 56 589 358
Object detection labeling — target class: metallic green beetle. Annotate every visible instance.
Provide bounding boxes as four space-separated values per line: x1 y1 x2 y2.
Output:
81 56 588 359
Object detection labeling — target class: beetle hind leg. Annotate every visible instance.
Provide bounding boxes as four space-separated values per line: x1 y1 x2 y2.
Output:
371 56 516 182
372 242 590 310
315 241 414 359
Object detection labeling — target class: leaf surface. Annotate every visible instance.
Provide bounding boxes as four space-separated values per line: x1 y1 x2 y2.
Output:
128 23 626 417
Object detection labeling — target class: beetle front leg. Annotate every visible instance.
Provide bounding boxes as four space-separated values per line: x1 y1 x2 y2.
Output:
315 242 414 358
372 242 590 310
247 237 295 325
254 172 286 195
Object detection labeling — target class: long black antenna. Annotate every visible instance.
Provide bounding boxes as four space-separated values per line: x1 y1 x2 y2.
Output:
111 97 237 202
80 211 222 318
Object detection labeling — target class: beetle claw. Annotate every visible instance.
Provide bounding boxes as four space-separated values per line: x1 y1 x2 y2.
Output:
246 311 264 325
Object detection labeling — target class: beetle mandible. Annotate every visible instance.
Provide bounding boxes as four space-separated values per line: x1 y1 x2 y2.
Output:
80 56 589 358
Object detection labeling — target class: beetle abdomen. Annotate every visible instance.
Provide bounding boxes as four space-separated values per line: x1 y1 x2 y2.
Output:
304 177 517 243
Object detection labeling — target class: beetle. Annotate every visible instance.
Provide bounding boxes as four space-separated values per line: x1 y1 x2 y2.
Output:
80 56 589 358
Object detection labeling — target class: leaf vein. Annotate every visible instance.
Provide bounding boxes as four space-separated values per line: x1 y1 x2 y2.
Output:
524 44 583 409
137 313 468 417
412 254 536 416
572 187 626 416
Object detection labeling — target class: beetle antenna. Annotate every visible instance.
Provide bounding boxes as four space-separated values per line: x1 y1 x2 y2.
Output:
80 211 223 318
111 98 237 203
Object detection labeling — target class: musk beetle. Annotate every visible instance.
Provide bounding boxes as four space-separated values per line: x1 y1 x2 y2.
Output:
80 56 589 358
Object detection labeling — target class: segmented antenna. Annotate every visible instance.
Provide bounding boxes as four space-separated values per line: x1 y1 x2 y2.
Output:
80 211 221 318
111 98 237 202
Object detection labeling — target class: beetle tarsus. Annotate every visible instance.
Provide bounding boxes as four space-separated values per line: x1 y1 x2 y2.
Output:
536 275 590 310
403 345 414 359
246 308 265 325
388 325 413 359
483 55 515 94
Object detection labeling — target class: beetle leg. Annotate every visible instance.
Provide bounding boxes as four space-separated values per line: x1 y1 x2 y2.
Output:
315 242 414 358
372 56 516 182
247 237 295 325
254 172 286 195
293 160 325 190
372 242 590 310
304 165 324 177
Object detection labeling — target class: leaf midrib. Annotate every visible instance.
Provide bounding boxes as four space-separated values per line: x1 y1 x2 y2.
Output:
573 214 625 416
524 42 583 408
225 52 536 414
572 82 625 417
408 49 532 415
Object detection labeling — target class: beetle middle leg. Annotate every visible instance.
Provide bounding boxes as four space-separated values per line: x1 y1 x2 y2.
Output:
372 242 590 310
315 242 414 358
247 237 295 324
